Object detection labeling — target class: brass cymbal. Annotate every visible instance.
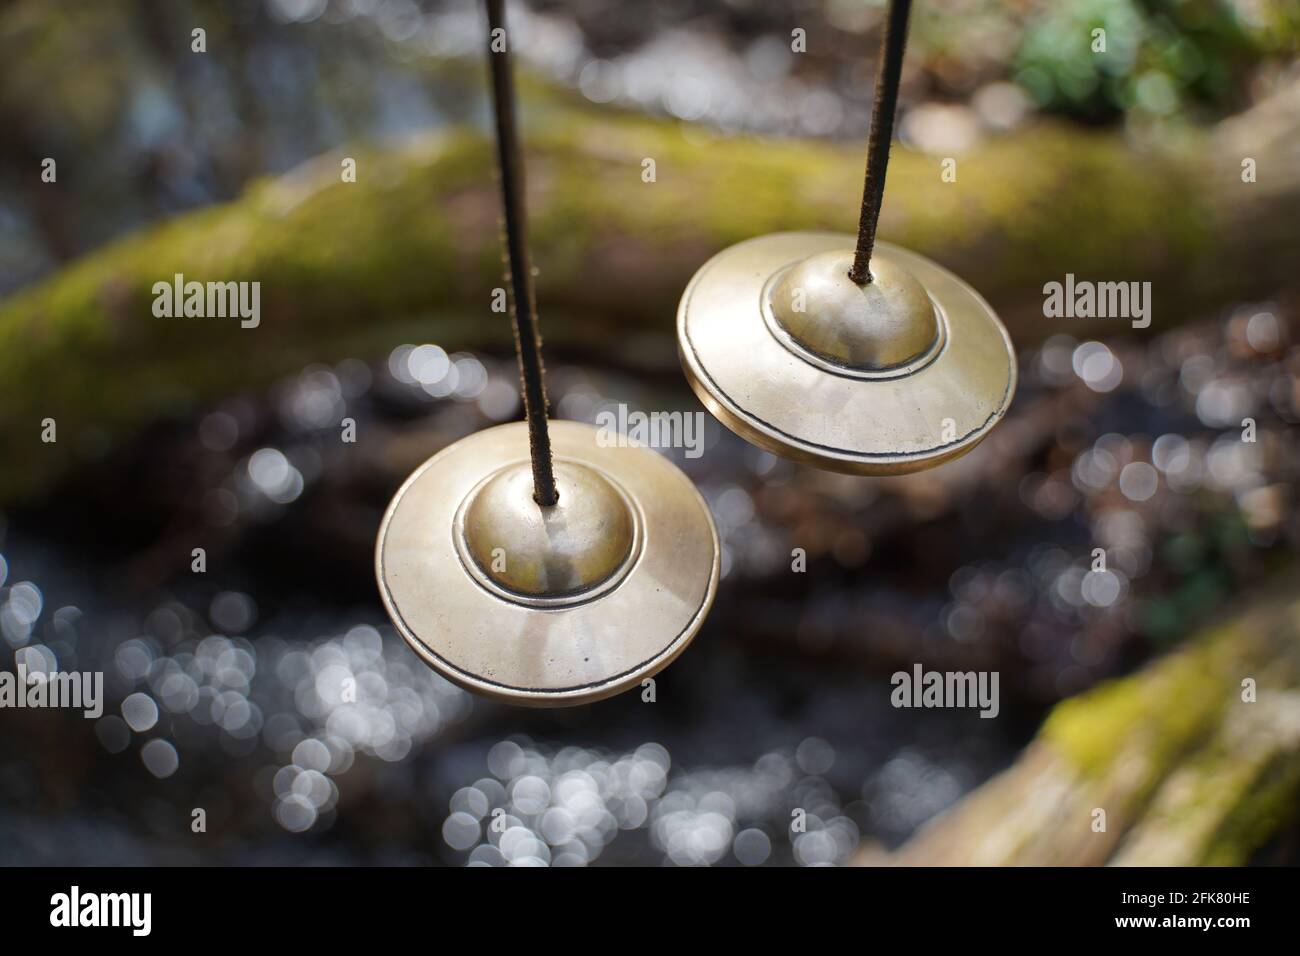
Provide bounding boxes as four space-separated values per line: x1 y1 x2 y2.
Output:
375 420 719 707
677 232 1017 475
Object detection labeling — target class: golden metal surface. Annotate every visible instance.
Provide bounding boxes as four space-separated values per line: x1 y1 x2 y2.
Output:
677 232 1017 475
461 461 636 600
376 421 719 706
770 248 939 372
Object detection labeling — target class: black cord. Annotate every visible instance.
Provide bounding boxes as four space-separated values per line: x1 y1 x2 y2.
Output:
849 0 913 286
486 0 559 507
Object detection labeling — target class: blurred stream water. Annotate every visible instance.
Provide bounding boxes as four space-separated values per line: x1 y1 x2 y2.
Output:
1 298 1295 865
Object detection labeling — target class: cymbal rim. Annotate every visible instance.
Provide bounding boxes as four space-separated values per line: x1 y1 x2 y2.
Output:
375 421 719 707
677 232 1017 476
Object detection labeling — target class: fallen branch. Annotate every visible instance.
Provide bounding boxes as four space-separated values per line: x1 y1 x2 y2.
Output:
870 571 1300 866
2 85 1297 504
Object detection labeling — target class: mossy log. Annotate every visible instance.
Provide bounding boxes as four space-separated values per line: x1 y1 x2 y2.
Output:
866 571 1300 866
2 83 1297 504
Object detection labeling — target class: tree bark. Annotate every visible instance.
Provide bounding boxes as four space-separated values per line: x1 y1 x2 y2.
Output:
1 83 1297 504
865 571 1300 866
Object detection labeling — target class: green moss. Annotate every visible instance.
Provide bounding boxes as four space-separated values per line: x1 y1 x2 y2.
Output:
0 98 1227 504
1200 750 1300 865
1042 624 1236 775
